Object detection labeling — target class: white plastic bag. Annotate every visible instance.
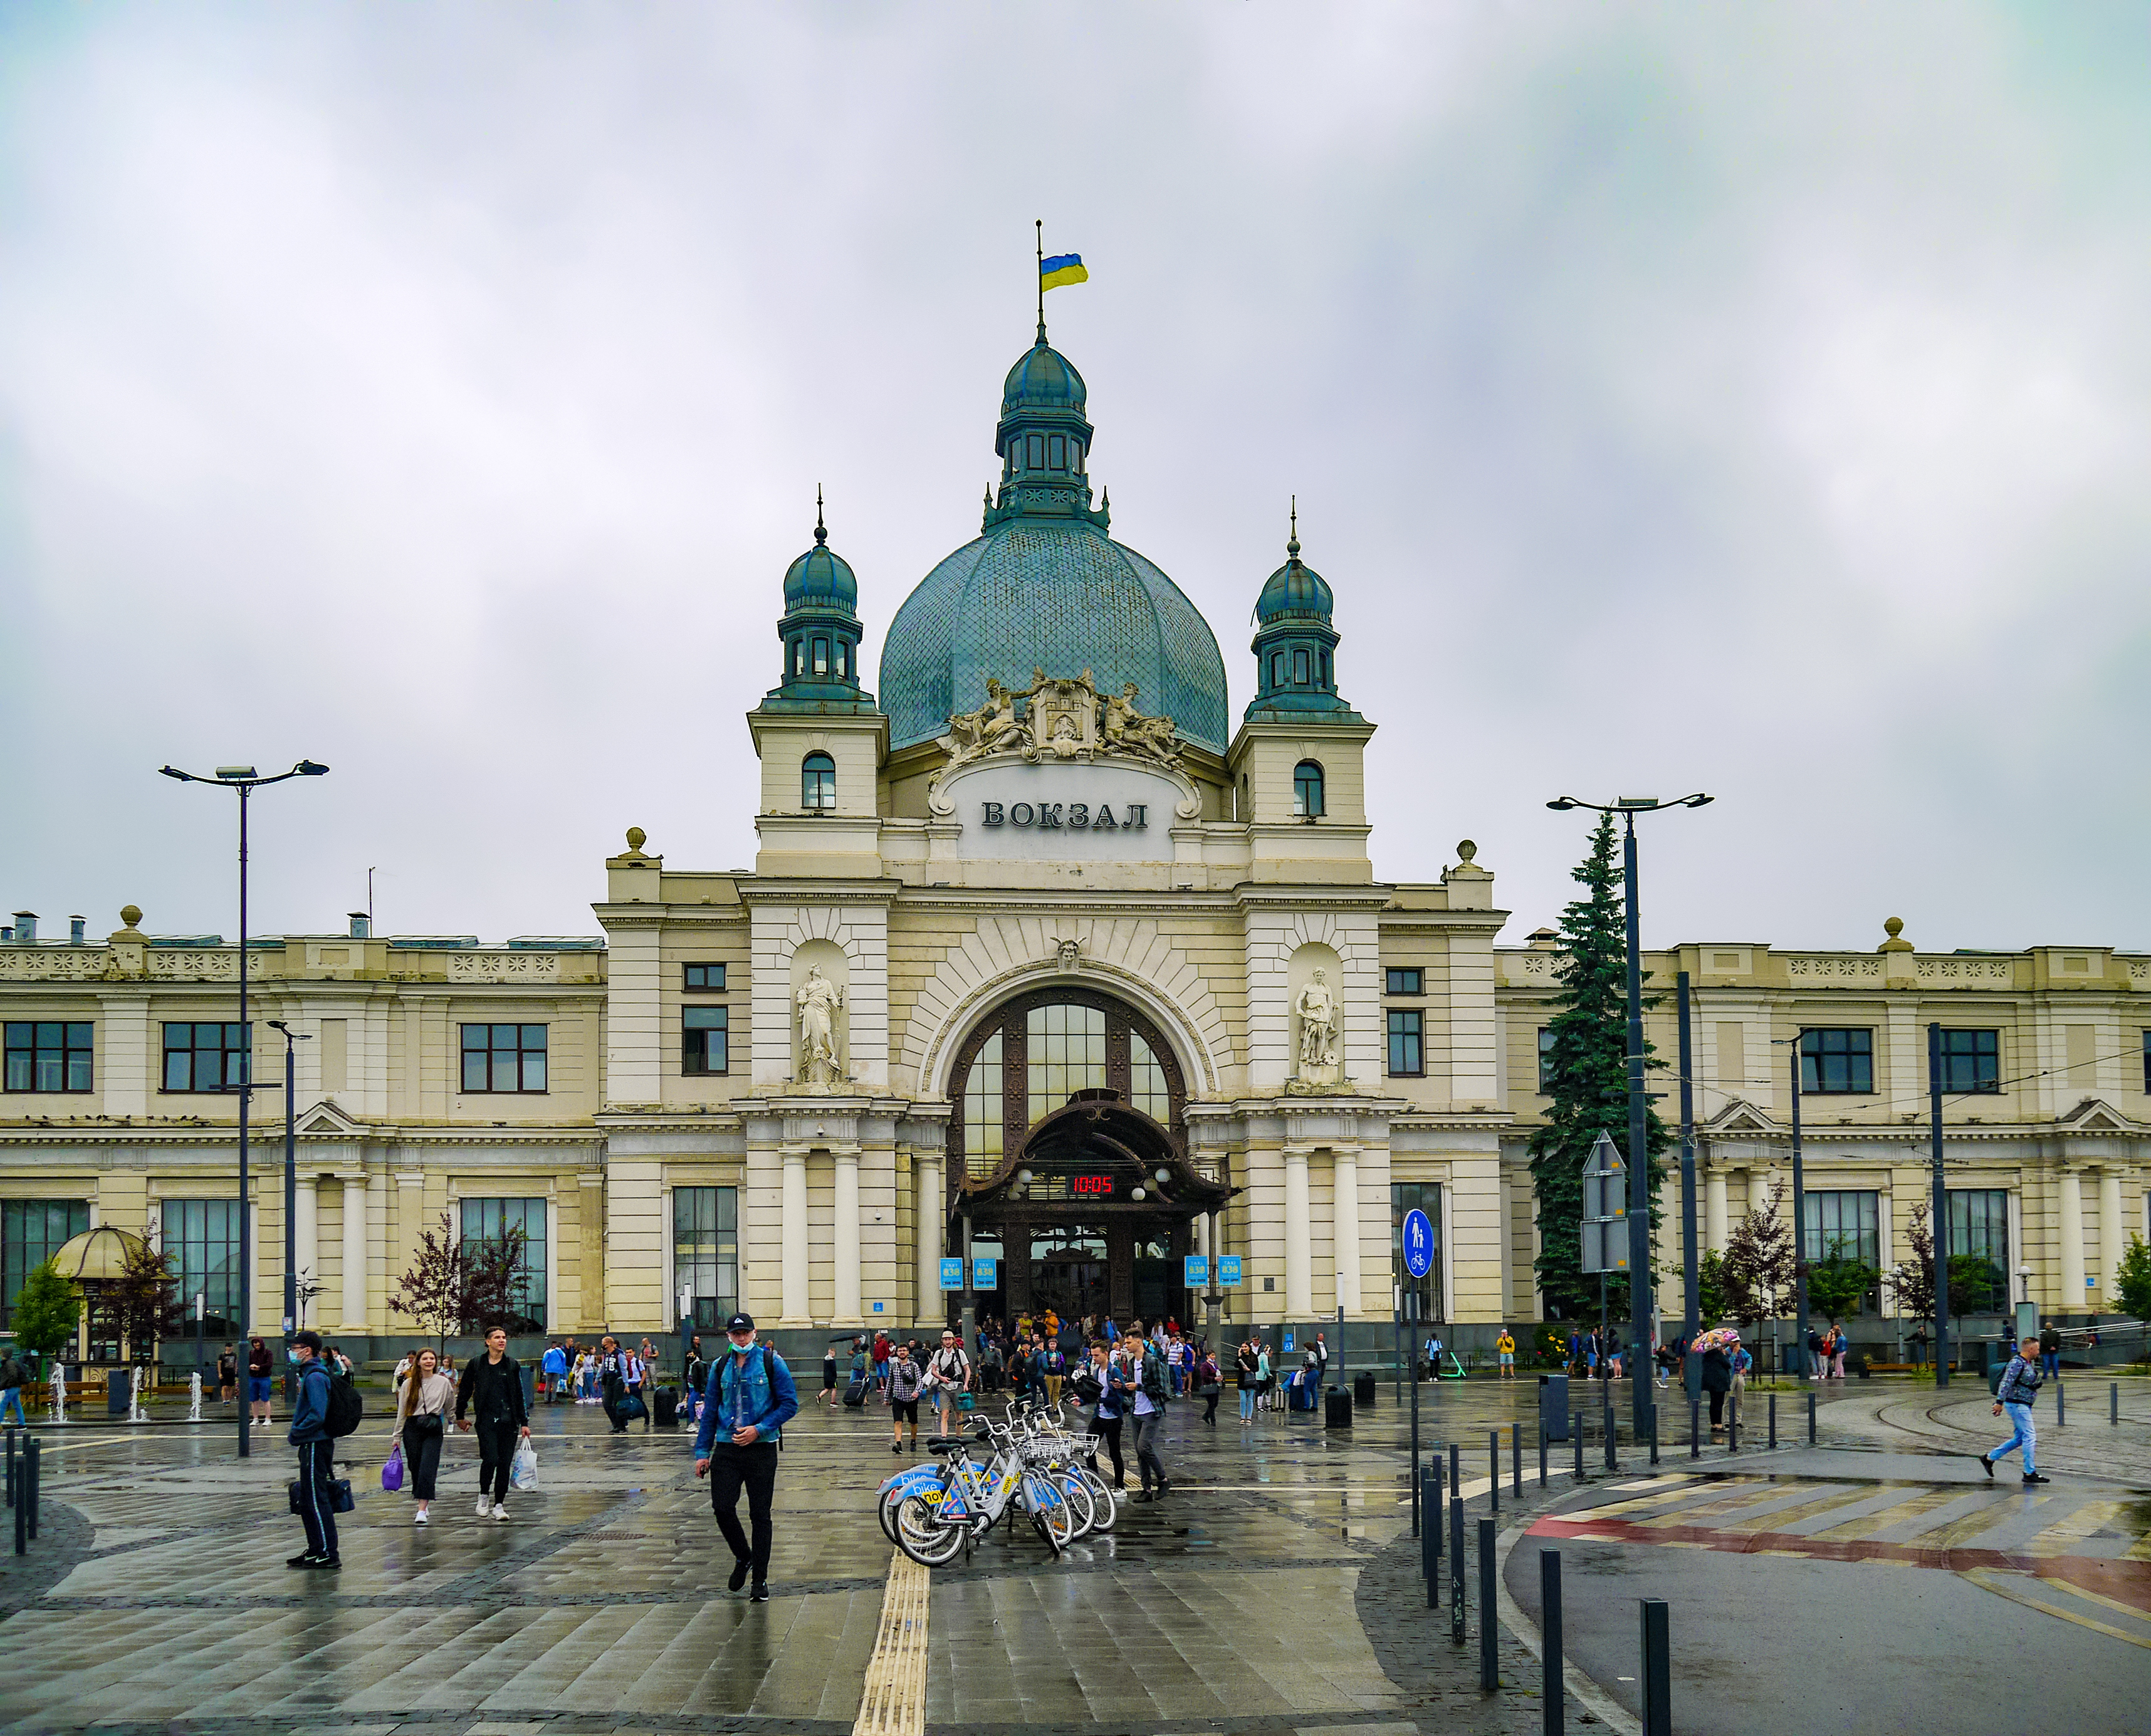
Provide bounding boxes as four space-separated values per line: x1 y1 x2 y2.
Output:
510 1438 538 1491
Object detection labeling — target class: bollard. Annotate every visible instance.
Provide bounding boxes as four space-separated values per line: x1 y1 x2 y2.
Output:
1451 1440 1462 1502
1450 1481 1467 1643
1640 1597 1672 1736
1769 1393 1777 1451
1690 1397 1700 1460
1574 1408 1585 1480
9 1456 20 1556
1422 1467 1441 1608
2056 1380 2065 1428
1648 1408 1658 1467
1604 1399 1617 1473
1541 1549 1564 1734
4 1426 13 1509
1490 1430 1500 1516
26 1436 38 1541
2114 1382 2121 1426
1539 1420 1549 1488
1807 1389 1817 1444
1514 1424 1524 1497
1478 1516 1499 1690
1729 1407 1739 1453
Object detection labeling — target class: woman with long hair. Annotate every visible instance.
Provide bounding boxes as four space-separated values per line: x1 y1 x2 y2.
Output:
391 1346 455 1524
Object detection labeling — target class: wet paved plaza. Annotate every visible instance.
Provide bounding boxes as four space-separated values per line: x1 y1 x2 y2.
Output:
0 1372 2145 1735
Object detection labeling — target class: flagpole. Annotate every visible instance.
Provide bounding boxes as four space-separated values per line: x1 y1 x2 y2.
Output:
1035 217 1045 342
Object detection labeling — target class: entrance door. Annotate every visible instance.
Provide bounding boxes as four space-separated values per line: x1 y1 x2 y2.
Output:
1028 1223 1107 1324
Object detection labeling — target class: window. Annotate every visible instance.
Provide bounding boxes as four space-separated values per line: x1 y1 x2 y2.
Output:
1292 648 1310 684
811 637 829 676
164 1199 240 1337
1803 1189 1880 1265
1129 1032 1171 1122
1799 1028 1873 1094
674 1186 739 1329
683 963 726 991
1538 1027 1557 1092
1391 1182 1442 1323
1027 433 1044 468
1270 652 1284 688
460 1023 548 1093
460 1197 547 1330
802 752 836 812
1386 968 1422 996
162 1022 250 1093
963 1030 1005 1176
1935 1028 1999 1093
2144 1030 2150 1094
792 639 805 676
1946 1189 2009 1314
1292 760 1324 817
1319 650 1331 688
5 1022 93 1093
683 1006 728 1075
1027 1001 1106 1123
837 641 850 679
1 1200 88 1331
1387 1008 1423 1077
1049 433 1065 469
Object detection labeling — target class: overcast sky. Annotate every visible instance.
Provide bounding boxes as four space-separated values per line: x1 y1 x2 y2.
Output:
4 4 2146 955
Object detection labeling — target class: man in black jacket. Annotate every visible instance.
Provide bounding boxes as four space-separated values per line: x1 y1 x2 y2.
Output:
456 1326 530 1520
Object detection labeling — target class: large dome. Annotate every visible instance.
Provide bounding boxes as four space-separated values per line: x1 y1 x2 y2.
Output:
880 519 1229 753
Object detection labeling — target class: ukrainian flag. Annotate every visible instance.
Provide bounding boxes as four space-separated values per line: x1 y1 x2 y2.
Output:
1040 252 1089 291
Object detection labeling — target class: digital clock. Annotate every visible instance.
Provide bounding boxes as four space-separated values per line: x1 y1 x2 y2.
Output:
1070 1173 1117 1196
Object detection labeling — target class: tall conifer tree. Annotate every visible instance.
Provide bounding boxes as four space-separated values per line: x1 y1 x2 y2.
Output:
1528 813 1670 1320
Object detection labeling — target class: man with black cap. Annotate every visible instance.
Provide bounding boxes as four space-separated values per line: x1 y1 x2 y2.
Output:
693 1311 798 1601
286 1330 340 1569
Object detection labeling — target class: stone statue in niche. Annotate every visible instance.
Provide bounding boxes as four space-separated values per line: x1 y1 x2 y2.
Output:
1292 967 1341 1086
795 965 847 1086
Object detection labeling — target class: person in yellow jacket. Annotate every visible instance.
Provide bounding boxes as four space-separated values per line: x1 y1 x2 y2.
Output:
1495 1329 1517 1379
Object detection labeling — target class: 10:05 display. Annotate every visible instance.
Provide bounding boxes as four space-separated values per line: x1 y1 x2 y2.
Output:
1069 1174 1116 1196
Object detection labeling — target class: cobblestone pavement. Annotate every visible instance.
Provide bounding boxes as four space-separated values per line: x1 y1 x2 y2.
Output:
0 1373 2143 1735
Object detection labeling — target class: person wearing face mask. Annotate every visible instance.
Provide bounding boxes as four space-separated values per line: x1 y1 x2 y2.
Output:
693 1312 798 1603
285 1331 340 1569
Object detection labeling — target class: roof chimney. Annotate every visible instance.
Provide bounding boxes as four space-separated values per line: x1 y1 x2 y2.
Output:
348 912 371 939
70 916 86 944
11 912 34 944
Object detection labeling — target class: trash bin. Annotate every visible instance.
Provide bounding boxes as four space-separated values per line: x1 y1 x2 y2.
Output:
107 1369 129 1416
1323 1385 1353 1429
520 1364 536 1414
1538 1373 1572 1443
1353 1372 1376 1409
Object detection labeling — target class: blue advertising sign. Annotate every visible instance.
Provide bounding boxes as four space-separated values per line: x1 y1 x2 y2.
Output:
1283 1332 1295 1353
1217 1255 1243 1287
1183 1254 1209 1287
971 1257 997 1289
1402 1208 1435 1278
938 1257 965 1290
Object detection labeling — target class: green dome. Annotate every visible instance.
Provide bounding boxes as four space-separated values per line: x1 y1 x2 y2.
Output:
1254 541 1334 625
880 520 1228 754
783 534 857 613
1002 342 1087 416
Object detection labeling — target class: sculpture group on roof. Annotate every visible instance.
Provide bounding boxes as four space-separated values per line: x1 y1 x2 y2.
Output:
935 669 1182 776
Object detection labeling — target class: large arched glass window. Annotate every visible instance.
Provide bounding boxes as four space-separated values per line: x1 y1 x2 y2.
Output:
948 990 1186 1180
1293 760 1325 817
802 752 836 812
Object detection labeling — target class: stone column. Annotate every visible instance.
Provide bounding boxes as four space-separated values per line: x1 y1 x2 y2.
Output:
782 1148 810 1324
1705 1167 1729 1254
2058 1168 2086 1309
2098 1168 2125 1306
1748 1168 1771 1216
833 1147 862 1324
339 1176 367 1331
1284 1147 1312 1319
293 1179 318 1331
1332 1148 1361 1316
914 1150 943 1326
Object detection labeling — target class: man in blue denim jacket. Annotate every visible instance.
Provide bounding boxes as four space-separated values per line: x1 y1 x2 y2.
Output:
694 1312 798 1601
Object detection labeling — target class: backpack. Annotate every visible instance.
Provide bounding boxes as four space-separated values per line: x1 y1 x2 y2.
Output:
1140 1346 1170 1402
323 1367 364 1438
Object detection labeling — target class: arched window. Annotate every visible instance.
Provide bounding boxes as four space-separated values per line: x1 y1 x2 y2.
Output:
1293 760 1324 818
802 752 836 812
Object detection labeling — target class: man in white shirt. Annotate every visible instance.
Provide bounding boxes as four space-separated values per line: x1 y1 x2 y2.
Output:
924 1329 971 1436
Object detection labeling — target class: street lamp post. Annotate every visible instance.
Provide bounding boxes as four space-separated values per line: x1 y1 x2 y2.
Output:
267 1021 313 1346
158 758 328 1459
1546 793 1713 1441
1789 1043 1809 1383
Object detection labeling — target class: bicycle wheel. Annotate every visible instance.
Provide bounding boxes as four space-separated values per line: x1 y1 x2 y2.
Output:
894 1493 970 1567
1077 1463 1117 1532
1054 1465 1097 1540
1025 1473 1074 1555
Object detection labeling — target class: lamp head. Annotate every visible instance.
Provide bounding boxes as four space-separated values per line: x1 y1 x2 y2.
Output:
295 760 329 776
268 1020 288 1033
1546 798 1578 812
157 765 192 783
1683 793 1714 808
1615 795 1659 810
214 766 257 782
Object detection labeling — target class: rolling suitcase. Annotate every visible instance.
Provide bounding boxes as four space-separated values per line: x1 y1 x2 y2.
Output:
653 1384 680 1428
843 1375 868 1408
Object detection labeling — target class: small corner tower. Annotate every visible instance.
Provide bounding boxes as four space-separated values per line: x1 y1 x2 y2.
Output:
1228 503 1373 881
749 493 889 876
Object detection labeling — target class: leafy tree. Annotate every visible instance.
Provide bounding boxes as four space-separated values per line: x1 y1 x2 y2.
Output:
110 1235 183 1361
1804 1230 1879 1323
1528 813 1670 1320
2113 1233 2151 1322
1947 1253 2005 1320
1719 1178 1795 1331
1696 1249 1730 1327
1889 1202 1935 1325
389 1212 531 1350
11 1258 81 1362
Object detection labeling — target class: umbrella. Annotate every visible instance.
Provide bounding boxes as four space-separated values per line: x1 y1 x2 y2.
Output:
1691 1327 1742 1352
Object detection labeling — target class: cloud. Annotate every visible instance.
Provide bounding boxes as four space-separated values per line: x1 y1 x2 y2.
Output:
1 3 2144 954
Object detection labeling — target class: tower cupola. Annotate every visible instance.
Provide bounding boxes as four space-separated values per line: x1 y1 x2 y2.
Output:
765 489 877 713
984 335 1111 532
1244 502 1360 723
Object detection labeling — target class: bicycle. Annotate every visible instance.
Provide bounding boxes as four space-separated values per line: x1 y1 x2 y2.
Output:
884 1404 1081 1566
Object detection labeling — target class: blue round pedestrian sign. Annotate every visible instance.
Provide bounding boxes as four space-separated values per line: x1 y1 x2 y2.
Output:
1402 1208 1434 1278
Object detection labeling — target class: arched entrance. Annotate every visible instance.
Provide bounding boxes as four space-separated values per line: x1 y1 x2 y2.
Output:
945 988 1233 1326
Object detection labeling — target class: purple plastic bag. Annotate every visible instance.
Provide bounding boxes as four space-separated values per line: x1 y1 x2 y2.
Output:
382 1442 405 1492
